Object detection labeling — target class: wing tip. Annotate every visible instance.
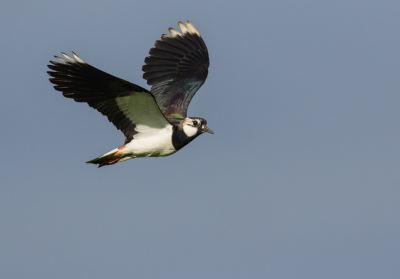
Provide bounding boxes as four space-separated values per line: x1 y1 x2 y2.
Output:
52 52 86 64
168 27 181 37
71 51 86 63
142 20 209 84
184 20 200 36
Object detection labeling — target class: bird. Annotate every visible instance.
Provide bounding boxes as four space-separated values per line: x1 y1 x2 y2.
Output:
47 20 213 167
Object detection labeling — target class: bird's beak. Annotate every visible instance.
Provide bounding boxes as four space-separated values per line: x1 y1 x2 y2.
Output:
202 125 214 134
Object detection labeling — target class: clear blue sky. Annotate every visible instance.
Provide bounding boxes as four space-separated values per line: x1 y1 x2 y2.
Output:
1 0 400 278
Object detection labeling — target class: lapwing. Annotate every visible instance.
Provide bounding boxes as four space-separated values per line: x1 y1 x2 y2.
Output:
47 21 213 167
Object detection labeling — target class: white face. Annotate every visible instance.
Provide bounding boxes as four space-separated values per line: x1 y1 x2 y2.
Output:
182 118 201 138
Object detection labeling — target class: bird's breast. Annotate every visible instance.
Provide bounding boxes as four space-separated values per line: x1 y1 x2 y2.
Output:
124 125 177 157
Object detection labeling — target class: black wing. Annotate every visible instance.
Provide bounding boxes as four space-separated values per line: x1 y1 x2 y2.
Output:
47 52 170 143
142 20 209 120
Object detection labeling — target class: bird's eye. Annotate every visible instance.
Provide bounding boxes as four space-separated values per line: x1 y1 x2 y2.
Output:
193 121 198 126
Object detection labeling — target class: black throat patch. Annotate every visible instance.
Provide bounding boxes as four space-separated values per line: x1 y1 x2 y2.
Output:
171 125 199 151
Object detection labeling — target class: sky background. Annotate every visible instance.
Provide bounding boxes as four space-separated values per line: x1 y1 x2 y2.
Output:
1 0 400 278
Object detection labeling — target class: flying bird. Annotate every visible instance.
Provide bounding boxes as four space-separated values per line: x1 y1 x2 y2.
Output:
47 21 213 167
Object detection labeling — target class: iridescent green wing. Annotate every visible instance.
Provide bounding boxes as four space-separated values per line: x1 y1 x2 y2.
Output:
142 21 209 121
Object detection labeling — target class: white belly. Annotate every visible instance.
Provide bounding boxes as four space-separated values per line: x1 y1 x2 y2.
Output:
124 125 176 158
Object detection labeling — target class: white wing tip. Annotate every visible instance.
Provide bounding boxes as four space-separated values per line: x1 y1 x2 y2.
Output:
185 20 200 36
169 27 182 37
61 52 74 61
169 21 201 37
54 55 68 63
71 51 86 63
178 21 189 34
56 52 86 64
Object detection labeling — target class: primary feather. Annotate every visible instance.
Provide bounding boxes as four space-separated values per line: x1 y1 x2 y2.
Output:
142 20 210 120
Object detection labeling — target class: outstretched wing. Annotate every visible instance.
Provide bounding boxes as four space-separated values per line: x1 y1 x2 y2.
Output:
142 20 209 120
47 52 171 144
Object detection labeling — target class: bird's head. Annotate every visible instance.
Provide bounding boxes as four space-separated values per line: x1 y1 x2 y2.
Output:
182 117 214 138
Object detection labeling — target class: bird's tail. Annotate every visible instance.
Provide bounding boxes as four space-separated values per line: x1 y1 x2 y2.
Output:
85 147 130 167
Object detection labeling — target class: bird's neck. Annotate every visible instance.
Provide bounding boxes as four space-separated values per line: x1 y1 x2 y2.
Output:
171 125 198 150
